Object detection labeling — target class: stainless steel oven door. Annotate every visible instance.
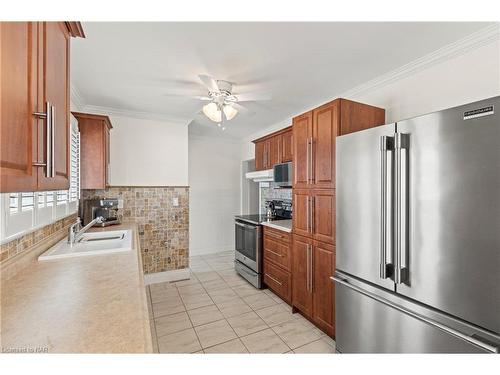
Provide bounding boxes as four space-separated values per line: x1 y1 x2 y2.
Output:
235 220 261 272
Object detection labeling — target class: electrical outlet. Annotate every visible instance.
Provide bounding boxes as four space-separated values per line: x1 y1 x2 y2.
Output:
172 197 179 207
118 199 124 209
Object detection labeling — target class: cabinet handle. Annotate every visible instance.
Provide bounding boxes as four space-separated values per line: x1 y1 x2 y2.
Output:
266 232 284 240
33 101 52 178
306 138 310 183
311 197 316 233
310 137 314 183
306 196 311 233
265 249 283 257
50 105 55 178
265 273 283 286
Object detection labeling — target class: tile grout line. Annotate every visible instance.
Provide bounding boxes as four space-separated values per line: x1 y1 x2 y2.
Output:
147 284 161 353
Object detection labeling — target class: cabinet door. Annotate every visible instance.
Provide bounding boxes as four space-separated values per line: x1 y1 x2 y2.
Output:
292 189 311 238
254 140 265 171
292 234 313 316
292 111 312 188
312 189 335 244
37 22 70 190
268 135 280 168
312 241 335 337
312 101 339 189
280 129 293 162
0 22 38 192
105 126 110 186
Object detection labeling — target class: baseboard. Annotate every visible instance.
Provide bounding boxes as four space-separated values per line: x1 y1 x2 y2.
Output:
144 268 191 285
189 247 235 257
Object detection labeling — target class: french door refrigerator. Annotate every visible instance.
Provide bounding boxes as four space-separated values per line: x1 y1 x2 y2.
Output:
334 96 500 353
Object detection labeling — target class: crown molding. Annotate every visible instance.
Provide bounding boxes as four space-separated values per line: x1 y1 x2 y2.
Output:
342 24 500 98
70 84 86 110
81 104 191 125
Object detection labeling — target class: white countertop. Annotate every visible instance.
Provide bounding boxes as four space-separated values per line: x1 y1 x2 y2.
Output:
261 219 292 233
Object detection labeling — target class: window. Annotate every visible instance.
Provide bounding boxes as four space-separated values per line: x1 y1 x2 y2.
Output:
0 117 80 242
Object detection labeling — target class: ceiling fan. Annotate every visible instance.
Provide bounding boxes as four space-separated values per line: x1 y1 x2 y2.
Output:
190 74 271 130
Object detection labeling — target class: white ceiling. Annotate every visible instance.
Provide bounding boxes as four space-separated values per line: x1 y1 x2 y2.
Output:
71 22 491 139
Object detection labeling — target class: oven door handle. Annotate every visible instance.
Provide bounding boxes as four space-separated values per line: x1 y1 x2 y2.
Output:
235 222 258 230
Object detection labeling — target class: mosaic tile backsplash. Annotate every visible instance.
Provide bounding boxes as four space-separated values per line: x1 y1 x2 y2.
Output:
0 214 77 264
82 187 189 274
260 185 292 213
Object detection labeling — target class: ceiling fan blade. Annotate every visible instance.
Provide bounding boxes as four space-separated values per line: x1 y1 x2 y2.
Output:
194 96 212 101
198 74 220 93
231 102 250 113
235 93 271 102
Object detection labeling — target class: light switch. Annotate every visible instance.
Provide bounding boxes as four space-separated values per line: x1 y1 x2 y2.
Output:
172 197 179 207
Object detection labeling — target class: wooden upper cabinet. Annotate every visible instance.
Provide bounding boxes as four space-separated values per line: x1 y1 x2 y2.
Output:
254 140 265 171
339 99 386 135
72 112 113 189
0 21 84 193
0 22 38 192
37 22 71 191
253 126 293 171
292 111 313 188
280 129 293 162
312 241 335 337
312 101 339 189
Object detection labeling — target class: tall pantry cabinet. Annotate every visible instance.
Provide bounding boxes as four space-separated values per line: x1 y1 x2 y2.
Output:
291 98 385 337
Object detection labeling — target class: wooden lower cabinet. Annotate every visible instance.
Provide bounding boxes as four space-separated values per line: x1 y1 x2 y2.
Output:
262 226 292 304
292 234 335 337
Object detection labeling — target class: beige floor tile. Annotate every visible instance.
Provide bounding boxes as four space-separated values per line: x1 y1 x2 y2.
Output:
221 275 249 286
216 298 253 318
272 319 323 349
153 297 186 318
204 338 249 353
293 339 336 353
320 335 336 349
181 292 214 310
172 277 198 287
155 311 192 337
195 271 222 282
210 262 235 271
194 319 237 348
177 283 206 295
232 284 263 298
190 265 213 273
150 287 180 303
263 289 287 304
217 269 239 278
187 305 224 327
255 304 296 326
243 293 277 310
157 328 201 353
240 328 289 353
208 288 239 304
202 278 229 292
149 282 169 294
227 311 268 337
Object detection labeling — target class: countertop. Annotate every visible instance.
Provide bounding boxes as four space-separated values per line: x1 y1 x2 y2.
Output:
260 219 292 233
0 223 153 353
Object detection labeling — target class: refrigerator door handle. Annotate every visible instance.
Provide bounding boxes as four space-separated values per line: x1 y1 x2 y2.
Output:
331 276 500 353
395 133 410 284
380 135 394 279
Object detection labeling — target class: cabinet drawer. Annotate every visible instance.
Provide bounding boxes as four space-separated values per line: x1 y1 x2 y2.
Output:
263 237 291 271
264 261 291 304
263 226 290 244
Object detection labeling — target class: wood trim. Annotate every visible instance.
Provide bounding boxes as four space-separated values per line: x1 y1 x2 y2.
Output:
65 22 85 38
71 112 113 129
252 125 292 144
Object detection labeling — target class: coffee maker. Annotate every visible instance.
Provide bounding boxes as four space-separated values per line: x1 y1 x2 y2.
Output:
81 198 120 226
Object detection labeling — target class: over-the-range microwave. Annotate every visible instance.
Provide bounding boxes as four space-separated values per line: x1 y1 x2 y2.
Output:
273 162 292 187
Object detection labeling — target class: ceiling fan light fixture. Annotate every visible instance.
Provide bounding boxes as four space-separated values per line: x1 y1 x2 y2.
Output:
223 104 238 121
202 102 222 122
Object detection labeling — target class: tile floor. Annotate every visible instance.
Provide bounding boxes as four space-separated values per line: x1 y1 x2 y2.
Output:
148 250 336 354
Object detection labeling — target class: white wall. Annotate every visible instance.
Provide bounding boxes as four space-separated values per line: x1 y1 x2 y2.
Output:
242 38 500 161
106 115 189 186
188 134 244 255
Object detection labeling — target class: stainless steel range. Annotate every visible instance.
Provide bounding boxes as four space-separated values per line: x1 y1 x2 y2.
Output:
234 199 292 288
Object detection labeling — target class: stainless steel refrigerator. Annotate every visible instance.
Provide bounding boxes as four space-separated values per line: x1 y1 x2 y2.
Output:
334 97 500 353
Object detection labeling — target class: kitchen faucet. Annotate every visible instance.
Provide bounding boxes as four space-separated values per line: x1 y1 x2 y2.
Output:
68 216 104 246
